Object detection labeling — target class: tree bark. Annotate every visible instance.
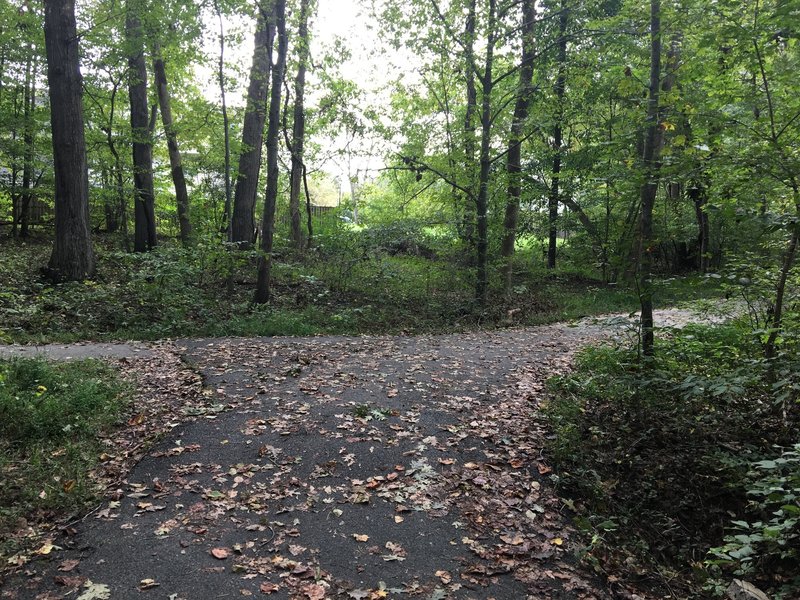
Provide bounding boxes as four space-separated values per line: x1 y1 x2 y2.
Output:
254 0 287 304
689 180 710 273
43 0 95 281
100 80 128 242
153 42 192 244
288 0 311 249
232 2 275 247
501 0 536 293
126 4 157 252
638 0 663 357
765 184 800 362
548 0 568 270
475 0 497 307
212 0 233 239
19 50 35 238
461 0 478 251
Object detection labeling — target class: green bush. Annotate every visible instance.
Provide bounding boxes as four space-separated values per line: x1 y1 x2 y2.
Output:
544 323 795 597
708 444 800 597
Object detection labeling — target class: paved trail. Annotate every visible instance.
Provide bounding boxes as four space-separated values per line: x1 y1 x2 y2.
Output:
0 308 726 600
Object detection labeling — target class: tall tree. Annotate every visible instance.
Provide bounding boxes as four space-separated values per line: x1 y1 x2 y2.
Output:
638 0 663 357
474 0 498 306
461 0 478 251
231 2 275 246
547 0 568 270
152 41 191 244
43 0 95 281
126 1 157 252
18 47 36 238
500 0 536 291
288 0 312 249
213 0 233 239
254 0 287 303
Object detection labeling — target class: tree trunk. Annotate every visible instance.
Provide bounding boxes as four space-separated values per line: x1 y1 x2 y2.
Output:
126 5 157 252
288 0 311 250
638 0 663 357
20 50 35 238
501 0 536 293
254 0 287 304
548 0 568 270
153 42 192 244
461 0 478 252
689 180 710 273
303 165 313 247
475 0 497 307
232 2 274 247
43 0 95 281
212 0 233 239
101 81 127 241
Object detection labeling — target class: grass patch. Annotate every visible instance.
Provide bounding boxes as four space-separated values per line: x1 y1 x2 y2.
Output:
0 358 128 559
544 322 798 598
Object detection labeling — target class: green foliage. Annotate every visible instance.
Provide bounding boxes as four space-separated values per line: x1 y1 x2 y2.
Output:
0 359 124 443
708 445 800 598
0 358 128 550
0 234 723 343
545 323 796 597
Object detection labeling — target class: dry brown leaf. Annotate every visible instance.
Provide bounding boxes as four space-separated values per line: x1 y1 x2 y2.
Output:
58 559 80 572
260 582 279 594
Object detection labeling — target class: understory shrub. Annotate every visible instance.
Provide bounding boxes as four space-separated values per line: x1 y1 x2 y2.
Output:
545 322 798 598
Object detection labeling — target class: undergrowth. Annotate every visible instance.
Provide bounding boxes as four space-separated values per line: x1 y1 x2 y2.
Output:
0 358 128 559
545 322 799 598
0 234 722 343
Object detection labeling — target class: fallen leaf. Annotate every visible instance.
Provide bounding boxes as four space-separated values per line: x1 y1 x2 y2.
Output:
211 547 230 559
139 579 159 589
260 582 279 594
54 575 86 587
394 516 404 524
76 581 111 600
435 570 452 584
353 534 369 542
551 537 564 546
301 583 326 600
500 533 524 546
58 559 80 572
34 541 56 555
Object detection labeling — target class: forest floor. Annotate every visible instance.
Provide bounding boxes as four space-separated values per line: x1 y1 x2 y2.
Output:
0 306 732 600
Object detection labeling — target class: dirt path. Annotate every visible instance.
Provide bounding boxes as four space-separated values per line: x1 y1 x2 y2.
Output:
1 308 728 600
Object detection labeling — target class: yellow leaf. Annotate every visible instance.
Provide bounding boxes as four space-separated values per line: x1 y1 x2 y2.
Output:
34 541 55 555
551 537 564 546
